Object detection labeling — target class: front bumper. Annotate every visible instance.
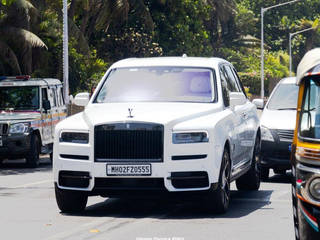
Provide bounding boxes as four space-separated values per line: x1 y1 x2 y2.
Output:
296 163 320 231
0 134 31 159
53 142 221 196
261 140 291 169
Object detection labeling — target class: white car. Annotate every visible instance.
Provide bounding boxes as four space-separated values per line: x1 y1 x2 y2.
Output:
259 77 299 180
53 57 261 214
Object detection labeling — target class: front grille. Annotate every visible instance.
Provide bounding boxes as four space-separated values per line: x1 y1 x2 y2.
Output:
94 123 163 162
277 129 294 141
0 123 8 135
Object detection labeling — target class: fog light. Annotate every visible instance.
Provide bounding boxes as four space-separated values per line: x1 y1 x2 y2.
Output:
309 178 320 201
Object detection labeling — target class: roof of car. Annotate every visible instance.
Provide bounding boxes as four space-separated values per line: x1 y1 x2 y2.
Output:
296 48 320 85
0 77 62 87
279 77 296 84
110 56 229 69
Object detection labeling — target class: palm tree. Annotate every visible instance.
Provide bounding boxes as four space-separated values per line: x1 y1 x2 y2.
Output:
0 0 47 75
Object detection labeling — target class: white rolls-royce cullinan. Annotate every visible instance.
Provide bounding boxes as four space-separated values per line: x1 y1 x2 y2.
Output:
53 56 261 214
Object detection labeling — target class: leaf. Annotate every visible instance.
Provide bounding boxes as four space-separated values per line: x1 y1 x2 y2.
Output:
0 40 21 74
1 27 48 49
312 19 319 29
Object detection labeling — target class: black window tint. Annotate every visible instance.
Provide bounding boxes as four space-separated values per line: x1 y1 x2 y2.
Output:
60 87 65 105
51 88 57 107
41 88 48 101
230 67 247 97
219 67 230 107
223 65 240 92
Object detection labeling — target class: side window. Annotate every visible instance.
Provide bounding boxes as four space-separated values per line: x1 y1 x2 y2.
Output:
231 67 247 97
223 65 241 92
219 67 230 107
41 88 48 101
56 85 62 106
51 88 57 107
59 87 65 105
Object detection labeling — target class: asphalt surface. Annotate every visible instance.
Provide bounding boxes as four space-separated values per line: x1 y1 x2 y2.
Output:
0 155 294 240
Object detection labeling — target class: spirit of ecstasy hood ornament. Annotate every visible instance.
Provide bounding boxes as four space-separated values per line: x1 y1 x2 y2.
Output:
128 108 133 118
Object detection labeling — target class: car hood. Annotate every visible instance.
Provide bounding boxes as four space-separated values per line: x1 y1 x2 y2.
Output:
0 111 41 122
82 102 220 128
260 108 297 130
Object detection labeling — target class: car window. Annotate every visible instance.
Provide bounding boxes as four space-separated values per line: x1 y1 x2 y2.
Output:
219 68 230 107
267 83 299 110
224 65 241 92
51 88 57 107
95 67 215 103
230 67 247 97
299 78 320 139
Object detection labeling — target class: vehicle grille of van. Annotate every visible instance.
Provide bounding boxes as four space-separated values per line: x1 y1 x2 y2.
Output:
94 123 164 162
0 123 8 135
277 129 294 141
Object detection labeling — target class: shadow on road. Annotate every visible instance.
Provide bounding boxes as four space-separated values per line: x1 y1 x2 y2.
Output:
66 189 273 220
264 171 292 184
0 156 52 175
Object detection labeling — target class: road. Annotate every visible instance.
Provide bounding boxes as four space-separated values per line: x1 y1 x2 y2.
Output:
0 156 294 240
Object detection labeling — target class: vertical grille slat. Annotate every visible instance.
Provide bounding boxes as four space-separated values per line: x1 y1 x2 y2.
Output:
94 123 163 162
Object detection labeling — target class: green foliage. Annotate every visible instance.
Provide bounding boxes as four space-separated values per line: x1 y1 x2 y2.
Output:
150 0 213 56
2 0 320 96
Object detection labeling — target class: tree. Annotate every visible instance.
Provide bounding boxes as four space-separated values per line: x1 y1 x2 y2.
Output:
0 0 47 75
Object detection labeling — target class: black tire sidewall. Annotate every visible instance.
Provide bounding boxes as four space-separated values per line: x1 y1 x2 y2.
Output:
26 134 40 167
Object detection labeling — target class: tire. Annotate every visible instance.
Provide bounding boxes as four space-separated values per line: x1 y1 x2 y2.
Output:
55 185 88 213
207 147 231 214
26 134 40 168
296 200 320 240
292 166 320 240
261 167 269 181
292 176 300 240
236 135 261 191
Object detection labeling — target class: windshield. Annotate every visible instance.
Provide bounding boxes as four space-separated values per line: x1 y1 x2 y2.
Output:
267 83 299 110
0 86 40 110
299 77 320 140
94 67 214 103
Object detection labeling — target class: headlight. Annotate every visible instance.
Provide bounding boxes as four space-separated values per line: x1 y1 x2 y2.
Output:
9 122 30 134
309 178 320 201
261 126 274 142
173 132 208 144
60 132 89 144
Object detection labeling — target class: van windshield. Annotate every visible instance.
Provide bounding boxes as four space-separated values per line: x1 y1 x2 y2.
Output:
267 83 299 110
299 77 320 140
0 86 39 110
94 67 214 103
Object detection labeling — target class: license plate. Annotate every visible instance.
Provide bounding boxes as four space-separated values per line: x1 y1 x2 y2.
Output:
106 164 151 176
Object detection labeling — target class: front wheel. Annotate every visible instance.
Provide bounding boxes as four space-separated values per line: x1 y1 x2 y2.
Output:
26 134 40 168
236 135 261 191
55 184 88 213
207 147 231 214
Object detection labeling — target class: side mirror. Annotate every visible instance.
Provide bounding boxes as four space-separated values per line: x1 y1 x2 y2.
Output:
230 92 246 108
74 92 90 106
43 99 51 111
252 98 264 109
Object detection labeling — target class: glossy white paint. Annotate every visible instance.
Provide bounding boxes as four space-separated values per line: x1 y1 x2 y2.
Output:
53 57 260 193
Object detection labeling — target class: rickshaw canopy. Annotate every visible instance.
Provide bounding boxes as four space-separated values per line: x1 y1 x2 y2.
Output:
296 48 320 85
